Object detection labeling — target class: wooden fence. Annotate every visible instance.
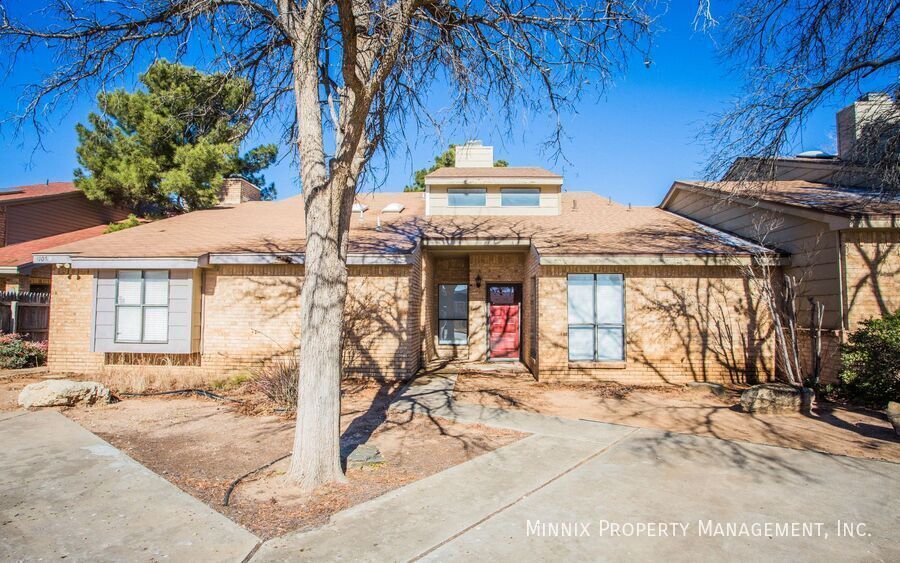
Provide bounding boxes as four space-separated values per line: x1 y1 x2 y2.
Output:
0 291 51 342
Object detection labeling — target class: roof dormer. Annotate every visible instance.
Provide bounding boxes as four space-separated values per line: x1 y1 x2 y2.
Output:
424 141 562 216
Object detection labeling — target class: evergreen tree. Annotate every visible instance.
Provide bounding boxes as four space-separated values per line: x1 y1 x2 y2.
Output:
74 60 277 213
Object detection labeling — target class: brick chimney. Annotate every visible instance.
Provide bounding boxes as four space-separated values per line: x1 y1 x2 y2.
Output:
836 92 898 160
218 176 262 206
454 140 494 168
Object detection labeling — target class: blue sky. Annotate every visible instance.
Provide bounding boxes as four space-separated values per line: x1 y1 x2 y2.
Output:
0 3 869 205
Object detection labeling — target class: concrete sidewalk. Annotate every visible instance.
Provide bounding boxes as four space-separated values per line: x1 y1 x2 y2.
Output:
257 376 900 562
0 410 259 562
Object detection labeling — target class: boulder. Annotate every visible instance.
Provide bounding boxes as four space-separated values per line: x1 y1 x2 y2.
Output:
684 381 726 398
739 383 813 414
18 380 110 408
887 402 900 437
344 444 384 469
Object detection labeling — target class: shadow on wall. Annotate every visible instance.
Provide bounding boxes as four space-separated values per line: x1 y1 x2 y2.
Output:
847 236 897 321
628 275 773 385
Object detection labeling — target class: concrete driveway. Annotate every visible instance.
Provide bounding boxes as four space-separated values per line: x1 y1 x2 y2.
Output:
0 410 259 562
2 377 897 562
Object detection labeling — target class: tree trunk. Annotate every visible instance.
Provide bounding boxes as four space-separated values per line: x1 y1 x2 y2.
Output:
288 179 351 489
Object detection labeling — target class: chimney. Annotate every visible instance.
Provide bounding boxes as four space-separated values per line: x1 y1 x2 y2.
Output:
836 92 898 160
454 140 494 168
218 176 262 206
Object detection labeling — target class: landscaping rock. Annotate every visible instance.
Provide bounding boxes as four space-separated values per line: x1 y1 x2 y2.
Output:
739 383 813 414
887 402 900 437
684 382 726 397
18 380 110 408
345 444 384 469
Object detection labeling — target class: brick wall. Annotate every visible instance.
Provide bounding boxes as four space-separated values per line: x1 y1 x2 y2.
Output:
47 269 104 372
535 264 774 384
48 263 417 383
842 229 900 330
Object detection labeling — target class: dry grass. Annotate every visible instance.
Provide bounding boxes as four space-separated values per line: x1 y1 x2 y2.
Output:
94 365 216 393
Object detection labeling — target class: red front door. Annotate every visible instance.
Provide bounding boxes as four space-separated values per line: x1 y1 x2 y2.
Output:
488 284 521 360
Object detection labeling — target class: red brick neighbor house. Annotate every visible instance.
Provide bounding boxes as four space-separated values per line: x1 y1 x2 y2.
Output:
32 100 898 386
0 182 129 293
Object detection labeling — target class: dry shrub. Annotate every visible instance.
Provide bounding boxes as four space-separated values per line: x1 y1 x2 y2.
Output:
251 357 299 410
96 359 210 394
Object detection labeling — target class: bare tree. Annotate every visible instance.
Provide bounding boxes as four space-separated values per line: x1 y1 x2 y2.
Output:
0 0 671 490
703 1 899 194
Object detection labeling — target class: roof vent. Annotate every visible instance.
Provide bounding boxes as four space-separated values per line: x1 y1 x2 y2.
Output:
795 150 835 159
352 202 368 212
382 202 405 213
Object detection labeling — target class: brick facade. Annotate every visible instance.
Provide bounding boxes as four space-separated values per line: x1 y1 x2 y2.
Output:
842 229 900 330
535 264 774 384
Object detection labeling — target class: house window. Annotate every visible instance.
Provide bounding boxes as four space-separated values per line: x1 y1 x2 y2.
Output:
438 284 468 345
447 188 486 207
501 188 540 207
115 270 169 343
567 273 624 361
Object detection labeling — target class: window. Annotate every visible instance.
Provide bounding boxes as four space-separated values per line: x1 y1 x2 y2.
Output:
438 284 468 345
115 270 169 343
447 188 486 207
501 188 540 207
567 274 624 361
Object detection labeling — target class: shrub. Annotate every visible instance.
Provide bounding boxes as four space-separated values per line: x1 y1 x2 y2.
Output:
251 357 299 409
834 312 900 408
0 334 48 369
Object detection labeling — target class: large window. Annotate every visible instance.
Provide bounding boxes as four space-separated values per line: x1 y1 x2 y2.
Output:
115 270 169 343
567 274 624 361
501 188 540 207
438 284 468 345
447 188 486 207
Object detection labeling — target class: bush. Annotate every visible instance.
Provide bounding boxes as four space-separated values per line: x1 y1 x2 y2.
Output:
0 334 48 369
834 312 900 408
251 357 299 409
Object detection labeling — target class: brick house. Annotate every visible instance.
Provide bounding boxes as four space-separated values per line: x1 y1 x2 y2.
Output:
33 97 897 385
35 147 781 385
0 182 129 293
662 94 900 382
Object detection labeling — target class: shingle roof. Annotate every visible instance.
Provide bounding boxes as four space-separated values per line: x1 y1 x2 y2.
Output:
0 182 78 203
680 180 900 217
0 224 109 268
426 167 561 179
39 192 768 260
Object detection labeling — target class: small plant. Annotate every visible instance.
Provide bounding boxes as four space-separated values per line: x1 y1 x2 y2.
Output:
0 334 48 369
833 312 900 408
105 214 142 233
250 357 299 409
211 372 250 391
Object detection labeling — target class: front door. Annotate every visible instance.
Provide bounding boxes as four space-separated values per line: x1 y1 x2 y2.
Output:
487 284 521 360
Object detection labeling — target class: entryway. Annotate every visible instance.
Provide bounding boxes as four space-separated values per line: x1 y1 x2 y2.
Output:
487 284 521 360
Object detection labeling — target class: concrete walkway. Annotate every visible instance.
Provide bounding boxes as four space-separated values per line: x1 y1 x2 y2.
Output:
0 410 260 562
256 375 900 562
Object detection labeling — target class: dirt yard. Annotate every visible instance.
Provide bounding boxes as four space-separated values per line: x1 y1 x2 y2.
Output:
63 380 524 538
454 371 900 463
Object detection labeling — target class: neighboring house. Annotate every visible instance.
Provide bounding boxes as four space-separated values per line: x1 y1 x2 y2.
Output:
36 150 779 385
0 182 129 293
662 95 900 382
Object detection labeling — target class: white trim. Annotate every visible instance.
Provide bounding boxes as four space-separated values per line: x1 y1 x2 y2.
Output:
425 177 563 186
31 253 71 265
0 266 20 275
209 252 415 265
539 254 774 267
423 238 531 247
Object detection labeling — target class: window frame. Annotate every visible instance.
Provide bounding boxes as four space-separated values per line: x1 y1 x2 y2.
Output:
501 187 541 207
437 283 469 345
447 188 486 207
566 273 625 362
114 270 170 344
